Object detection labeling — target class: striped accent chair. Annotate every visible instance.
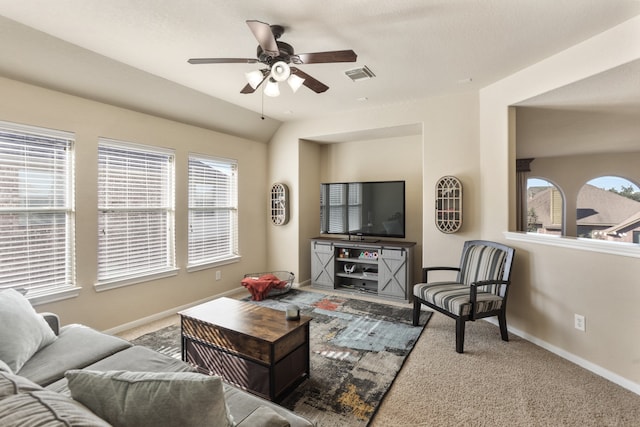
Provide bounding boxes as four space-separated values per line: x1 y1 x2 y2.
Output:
413 240 515 353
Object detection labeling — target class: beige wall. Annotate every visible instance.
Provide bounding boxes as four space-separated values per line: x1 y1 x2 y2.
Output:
316 135 423 282
297 140 321 283
267 91 481 286
0 77 269 331
480 16 640 388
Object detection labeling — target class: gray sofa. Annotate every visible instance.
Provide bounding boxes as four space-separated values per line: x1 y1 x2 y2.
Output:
0 289 314 427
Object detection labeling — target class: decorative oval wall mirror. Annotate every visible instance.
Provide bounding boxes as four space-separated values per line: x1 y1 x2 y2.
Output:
435 175 462 233
270 183 289 225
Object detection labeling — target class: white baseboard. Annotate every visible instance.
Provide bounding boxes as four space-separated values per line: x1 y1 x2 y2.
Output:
103 287 246 335
484 318 640 396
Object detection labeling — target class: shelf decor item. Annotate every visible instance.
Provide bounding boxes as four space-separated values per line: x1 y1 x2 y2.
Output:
270 183 289 225
285 304 300 320
435 175 462 233
242 271 294 299
343 263 356 274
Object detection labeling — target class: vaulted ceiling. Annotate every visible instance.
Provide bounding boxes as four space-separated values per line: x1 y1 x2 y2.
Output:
1 1 639 143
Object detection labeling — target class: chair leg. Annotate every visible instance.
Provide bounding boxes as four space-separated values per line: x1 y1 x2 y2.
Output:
413 298 421 326
498 312 509 342
455 318 465 353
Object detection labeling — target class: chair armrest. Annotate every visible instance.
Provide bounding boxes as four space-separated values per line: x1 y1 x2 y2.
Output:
469 279 512 297
422 266 460 282
469 280 511 319
470 279 511 288
40 312 60 336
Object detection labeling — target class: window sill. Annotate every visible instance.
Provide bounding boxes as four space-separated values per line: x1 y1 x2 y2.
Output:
504 231 640 258
95 268 180 292
26 286 82 307
187 255 241 273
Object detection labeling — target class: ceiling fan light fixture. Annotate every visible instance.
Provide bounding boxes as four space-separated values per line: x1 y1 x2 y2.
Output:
287 74 305 93
270 61 291 82
264 78 280 97
245 70 265 89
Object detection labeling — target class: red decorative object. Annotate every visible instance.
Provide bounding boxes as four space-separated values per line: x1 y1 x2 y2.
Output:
241 273 289 301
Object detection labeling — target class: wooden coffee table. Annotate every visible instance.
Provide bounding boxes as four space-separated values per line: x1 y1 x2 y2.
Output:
179 297 311 402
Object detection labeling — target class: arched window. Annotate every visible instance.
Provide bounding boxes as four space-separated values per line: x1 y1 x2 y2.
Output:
527 178 563 235
578 176 640 243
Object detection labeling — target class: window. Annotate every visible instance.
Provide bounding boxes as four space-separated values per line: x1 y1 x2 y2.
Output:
188 154 238 268
579 176 640 242
0 121 76 301
97 139 176 288
526 178 563 235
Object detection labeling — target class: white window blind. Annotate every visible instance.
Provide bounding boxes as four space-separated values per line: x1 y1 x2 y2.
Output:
328 184 347 233
188 155 238 267
0 121 75 298
348 183 363 232
98 139 175 285
320 183 363 234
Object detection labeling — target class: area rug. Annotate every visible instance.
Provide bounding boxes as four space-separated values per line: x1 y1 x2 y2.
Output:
132 289 431 426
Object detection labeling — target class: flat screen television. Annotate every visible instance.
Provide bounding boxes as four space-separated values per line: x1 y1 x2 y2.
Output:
320 180 405 239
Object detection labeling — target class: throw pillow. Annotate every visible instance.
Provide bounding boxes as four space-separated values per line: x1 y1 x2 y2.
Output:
0 390 111 426
238 406 290 427
0 360 11 375
0 289 57 372
66 370 234 427
0 371 110 426
0 371 42 399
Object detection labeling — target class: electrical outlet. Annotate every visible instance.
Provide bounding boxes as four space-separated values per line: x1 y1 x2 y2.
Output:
574 314 586 332
215 271 221 281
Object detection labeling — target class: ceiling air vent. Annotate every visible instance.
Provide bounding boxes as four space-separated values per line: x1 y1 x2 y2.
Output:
345 65 375 82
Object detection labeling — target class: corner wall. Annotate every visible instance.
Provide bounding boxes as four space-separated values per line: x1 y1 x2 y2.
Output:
480 16 640 389
0 76 269 331
267 90 480 284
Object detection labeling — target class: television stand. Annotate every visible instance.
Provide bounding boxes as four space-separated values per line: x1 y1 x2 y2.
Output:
345 236 380 243
310 237 415 303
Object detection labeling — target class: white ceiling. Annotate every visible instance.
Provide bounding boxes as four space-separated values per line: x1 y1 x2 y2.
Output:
0 1 639 143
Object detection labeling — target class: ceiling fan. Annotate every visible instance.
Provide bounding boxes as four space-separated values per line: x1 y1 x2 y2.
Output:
188 20 357 95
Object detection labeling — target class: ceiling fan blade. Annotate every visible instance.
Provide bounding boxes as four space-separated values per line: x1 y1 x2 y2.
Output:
240 74 268 94
240 83 256 94
294 50 357 64
188 58 259 64
291 68 329 93
246 20 279 56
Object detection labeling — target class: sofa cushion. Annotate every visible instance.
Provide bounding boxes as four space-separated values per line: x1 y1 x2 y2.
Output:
0 289 57 373
46 345 195 396
223 384 314 427
0 371 110 427
237 406 290 427
0 371 41 399
85 345 195 373
66 370 234 427
0 390 112 427
18 324 132 386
